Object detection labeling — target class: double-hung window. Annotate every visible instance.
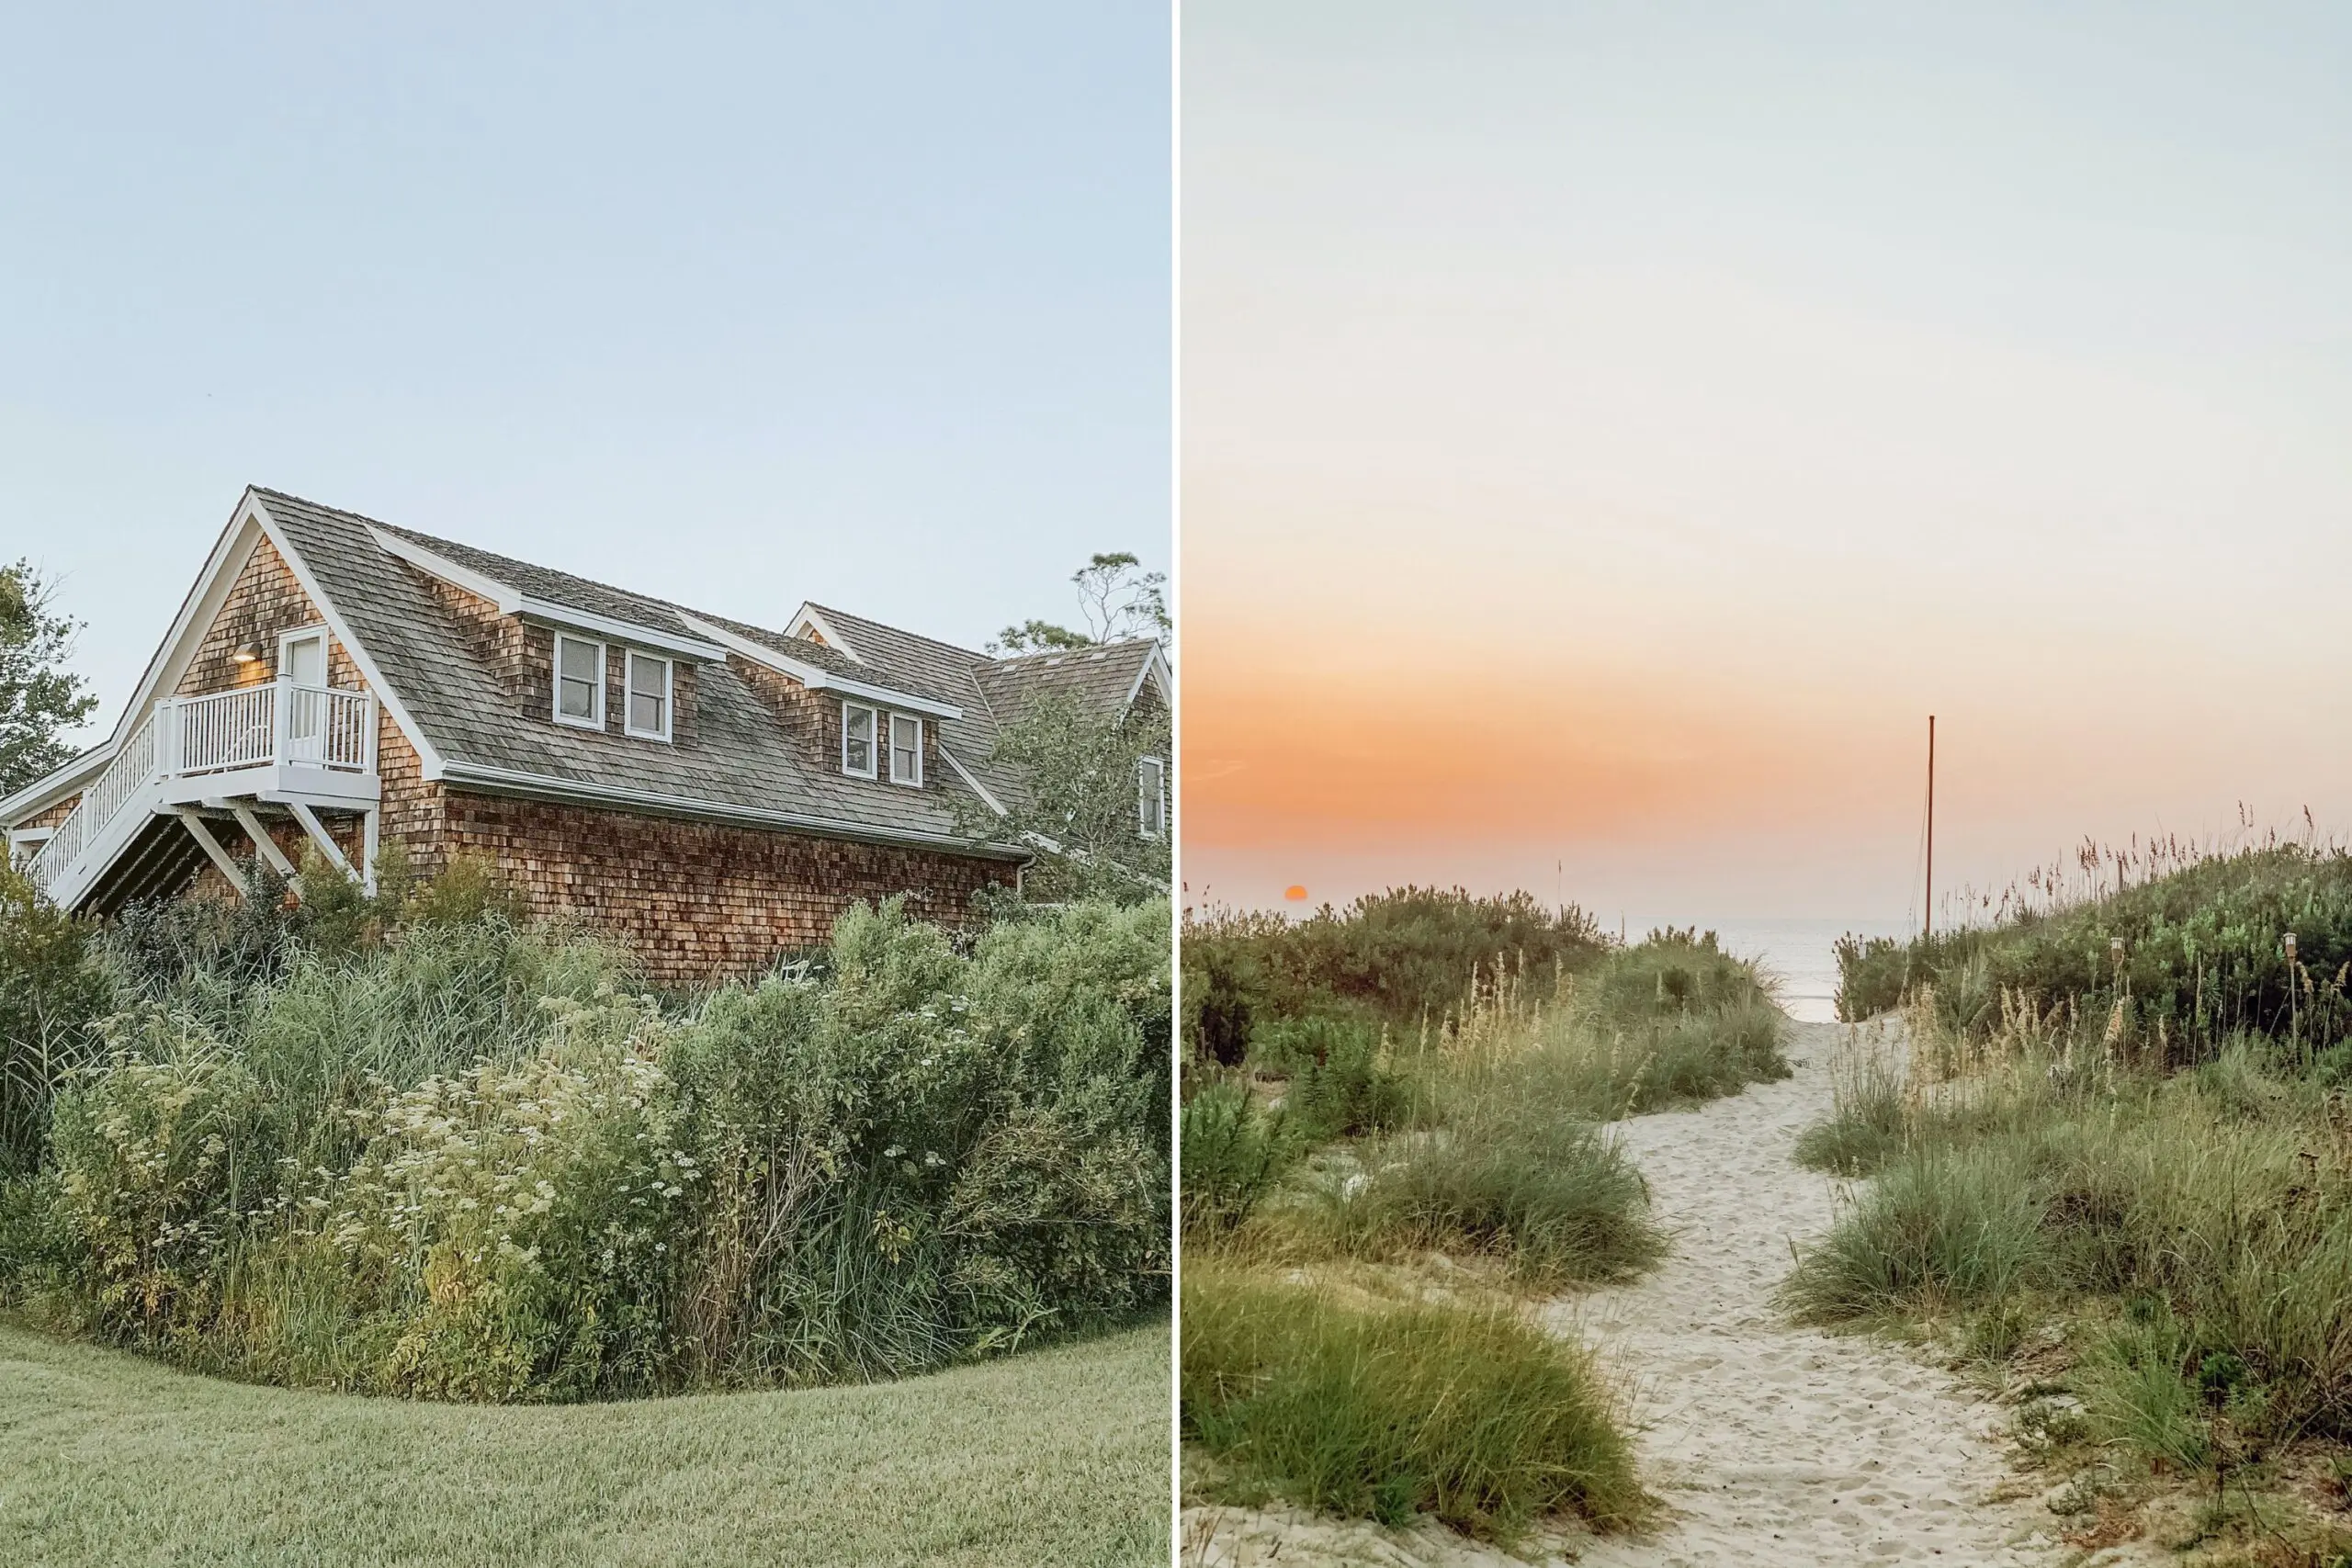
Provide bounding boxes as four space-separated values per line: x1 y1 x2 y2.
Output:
842 702 877 778
888 714 922 786
625 650 672 740
554 634 605 728
1137 757 1167 840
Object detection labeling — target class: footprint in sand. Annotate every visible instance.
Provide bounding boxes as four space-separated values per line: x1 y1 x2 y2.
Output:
1182 1020 2108 1568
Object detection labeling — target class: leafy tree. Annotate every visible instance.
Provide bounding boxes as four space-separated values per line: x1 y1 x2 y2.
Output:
989 618 1094 657
0 561 99 796
962 693 1170 904
0 860 113 1177
989 552 1169 655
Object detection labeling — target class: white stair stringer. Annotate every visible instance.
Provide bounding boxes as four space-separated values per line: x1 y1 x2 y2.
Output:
41 784 169 912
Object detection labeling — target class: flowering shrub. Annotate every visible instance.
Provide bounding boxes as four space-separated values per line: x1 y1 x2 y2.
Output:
44 1031 270 1328
325 993 692 1398
0 887 1168 1401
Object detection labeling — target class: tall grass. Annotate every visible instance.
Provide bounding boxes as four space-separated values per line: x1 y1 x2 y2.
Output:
1835 840 2352 1053
1288 1096 1664 1287
1787 990 2352 1466
0 876 1171 1401
1179 903 1787 1542
1209 933 1781 1284
1181 1260 1645 1540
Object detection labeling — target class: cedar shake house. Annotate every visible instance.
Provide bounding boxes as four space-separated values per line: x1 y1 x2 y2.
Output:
1 487 1170 985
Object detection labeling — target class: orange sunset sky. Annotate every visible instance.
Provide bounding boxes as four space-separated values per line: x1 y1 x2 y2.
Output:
1182 6 2352 923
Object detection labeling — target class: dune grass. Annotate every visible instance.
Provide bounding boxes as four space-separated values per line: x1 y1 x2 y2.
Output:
1214 932 1783 1285
0 1314 1170 1568
1787 1006 2352 1481
1180 1263 1641 1543
1180 912 1786 1541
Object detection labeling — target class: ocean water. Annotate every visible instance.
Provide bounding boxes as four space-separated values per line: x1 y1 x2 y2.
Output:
1625 917 1911 1024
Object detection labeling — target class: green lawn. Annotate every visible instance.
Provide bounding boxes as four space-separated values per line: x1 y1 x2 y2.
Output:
0 1318 1170 1568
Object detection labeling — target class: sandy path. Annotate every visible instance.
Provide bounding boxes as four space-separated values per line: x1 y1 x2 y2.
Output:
1183 1021 2069 1567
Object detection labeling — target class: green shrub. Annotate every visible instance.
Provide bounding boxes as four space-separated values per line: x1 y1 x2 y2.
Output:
1181 1080 1295 1236
0 863 112 1178
0 887 1169 1400
1788 1022 2352 1455
1444 938 1788 1125
44 1026 277 1333
1573 928 1773 1025
1832 845 2352 1061
1184 888 1608 1040
1273 1019 1412 1141
1181 1262 1644 1540
2079 1310 2212 1470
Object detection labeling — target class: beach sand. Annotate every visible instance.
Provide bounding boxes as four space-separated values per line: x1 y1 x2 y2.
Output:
1182 1020 2137 1567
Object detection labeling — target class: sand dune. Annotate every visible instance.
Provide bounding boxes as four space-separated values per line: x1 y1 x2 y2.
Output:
1183 1020 2121 1567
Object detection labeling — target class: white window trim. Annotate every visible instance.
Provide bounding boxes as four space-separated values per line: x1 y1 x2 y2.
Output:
888 712 923 787
842 700 878 779
1138 756 1166 840
277 625 329 685
624 649 673 741
8 828 55 868
553 633 606 730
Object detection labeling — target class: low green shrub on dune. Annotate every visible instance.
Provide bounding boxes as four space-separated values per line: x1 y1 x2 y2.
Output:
1834 842 2352 1052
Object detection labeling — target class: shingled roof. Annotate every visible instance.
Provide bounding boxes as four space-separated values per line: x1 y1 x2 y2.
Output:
787 604 1167 818
249 490 1161 855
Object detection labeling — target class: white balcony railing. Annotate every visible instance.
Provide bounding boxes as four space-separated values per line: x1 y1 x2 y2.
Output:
24 682 377 902
27 710 159 898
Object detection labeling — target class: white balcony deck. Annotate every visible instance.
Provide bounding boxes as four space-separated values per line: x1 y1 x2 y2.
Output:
26 682 379 911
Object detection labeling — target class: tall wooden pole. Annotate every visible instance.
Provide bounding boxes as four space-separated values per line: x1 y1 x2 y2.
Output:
1925 715 1936 942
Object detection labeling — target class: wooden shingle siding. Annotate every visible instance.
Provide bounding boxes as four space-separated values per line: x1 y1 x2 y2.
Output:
25 796 81 831
729 654 824 746
727 654 942 791
425 576 529 713
170 525 443 888
520 622 700 746
176 536 322 696
374 722 447 879
437 791 1012 986
187 814 368 905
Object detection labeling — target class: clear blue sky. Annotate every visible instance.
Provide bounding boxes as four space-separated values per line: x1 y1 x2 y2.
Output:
2 4 1170 740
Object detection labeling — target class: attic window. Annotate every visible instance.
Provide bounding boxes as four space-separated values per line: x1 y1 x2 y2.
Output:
1138 757 1167 840
842 702 877 778
625 650 672 740
889 714 922 786
554 634 605 729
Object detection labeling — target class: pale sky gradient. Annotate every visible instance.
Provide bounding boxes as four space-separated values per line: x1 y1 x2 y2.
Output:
3 5 1168 744
1183 2 2352 925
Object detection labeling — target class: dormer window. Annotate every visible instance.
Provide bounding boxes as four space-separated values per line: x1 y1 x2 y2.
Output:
888 714 922 786
1138 757 1166 839
625 650 672 740
554 634 605 729
842 702 877 778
